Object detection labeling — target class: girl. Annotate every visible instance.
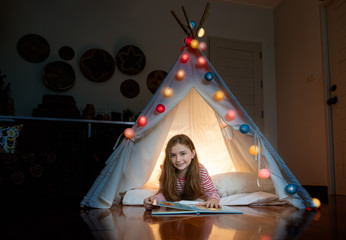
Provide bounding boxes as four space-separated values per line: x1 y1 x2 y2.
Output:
144 134 221 210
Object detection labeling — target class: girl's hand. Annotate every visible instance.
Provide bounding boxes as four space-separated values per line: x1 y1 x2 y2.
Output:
143 195 156 210
198 197 221 209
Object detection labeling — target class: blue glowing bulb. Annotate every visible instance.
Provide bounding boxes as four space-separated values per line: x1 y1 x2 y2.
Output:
239 124 250 134
204 72 214 81
285 184 298 194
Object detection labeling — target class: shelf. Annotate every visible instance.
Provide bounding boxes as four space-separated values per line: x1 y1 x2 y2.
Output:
0 115 134 138
0 115 134 125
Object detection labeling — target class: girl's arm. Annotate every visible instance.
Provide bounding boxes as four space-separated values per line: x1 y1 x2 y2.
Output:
200 165 221 208
143 192 166 210
143 195 155 210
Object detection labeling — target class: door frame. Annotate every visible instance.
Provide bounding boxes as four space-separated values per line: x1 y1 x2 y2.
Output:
321 5 336 195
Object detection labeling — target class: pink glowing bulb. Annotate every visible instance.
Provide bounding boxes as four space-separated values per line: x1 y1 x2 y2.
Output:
176 69 185 81
199 42 207 51
258 169 271 179
197 56 207 65
225 110 236 121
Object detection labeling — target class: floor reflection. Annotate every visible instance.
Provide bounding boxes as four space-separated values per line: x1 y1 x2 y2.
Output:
80 205 317 240
81 206 155 240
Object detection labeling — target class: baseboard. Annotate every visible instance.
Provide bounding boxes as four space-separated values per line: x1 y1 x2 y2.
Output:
303 185 328 204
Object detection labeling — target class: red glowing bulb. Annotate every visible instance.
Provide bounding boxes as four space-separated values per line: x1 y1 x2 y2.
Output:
180 53 189 63
156 104 165 113
184 36 192 45
137 116 147 127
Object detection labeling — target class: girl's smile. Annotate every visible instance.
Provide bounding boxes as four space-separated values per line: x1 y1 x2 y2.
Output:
170 143 196 176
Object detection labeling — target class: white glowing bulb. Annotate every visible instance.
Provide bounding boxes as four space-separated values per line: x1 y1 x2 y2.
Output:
197 28 205 37
163 87 173 98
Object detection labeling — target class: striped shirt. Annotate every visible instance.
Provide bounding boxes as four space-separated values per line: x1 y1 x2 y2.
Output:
155 164 220 202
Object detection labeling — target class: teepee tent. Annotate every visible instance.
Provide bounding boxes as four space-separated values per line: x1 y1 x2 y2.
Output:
81 4 316 210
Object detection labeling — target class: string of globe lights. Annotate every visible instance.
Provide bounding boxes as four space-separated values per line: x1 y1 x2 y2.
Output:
121 3 320 209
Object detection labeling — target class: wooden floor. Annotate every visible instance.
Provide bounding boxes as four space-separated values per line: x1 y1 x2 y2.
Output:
3 195 346 240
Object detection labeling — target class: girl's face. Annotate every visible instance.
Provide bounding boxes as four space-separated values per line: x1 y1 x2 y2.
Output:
169 143 196 176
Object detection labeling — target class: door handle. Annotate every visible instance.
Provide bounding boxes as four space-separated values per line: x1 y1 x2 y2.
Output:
327 96 338 105
330 85 337 91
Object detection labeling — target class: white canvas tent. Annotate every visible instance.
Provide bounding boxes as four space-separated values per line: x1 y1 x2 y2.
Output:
81 4 316 210
80 44 316 210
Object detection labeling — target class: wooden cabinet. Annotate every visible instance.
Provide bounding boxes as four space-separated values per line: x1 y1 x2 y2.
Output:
0 116 132 208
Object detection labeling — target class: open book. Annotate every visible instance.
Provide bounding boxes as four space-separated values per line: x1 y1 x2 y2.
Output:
151 200 243 215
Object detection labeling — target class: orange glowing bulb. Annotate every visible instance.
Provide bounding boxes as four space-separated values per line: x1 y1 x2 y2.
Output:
249 145 260 155
163 87 173 98
312 198 321 208
176 69 185 81
214 90 224 101
124 128 135 139
190 39 199 49
219 120 227 129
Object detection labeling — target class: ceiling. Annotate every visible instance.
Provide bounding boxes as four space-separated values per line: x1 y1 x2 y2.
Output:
215 0 283 9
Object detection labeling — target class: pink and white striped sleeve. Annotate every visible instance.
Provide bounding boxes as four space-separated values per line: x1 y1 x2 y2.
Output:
200 165 220 202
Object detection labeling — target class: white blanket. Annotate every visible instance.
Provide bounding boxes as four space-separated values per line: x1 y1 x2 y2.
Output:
122 172 286 206
122 188 288 206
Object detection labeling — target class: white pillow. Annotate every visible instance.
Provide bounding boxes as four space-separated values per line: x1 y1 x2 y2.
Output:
122 188 157 205
211 172 275 198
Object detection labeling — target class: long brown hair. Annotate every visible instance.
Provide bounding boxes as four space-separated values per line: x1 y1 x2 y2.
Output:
159 134 202 201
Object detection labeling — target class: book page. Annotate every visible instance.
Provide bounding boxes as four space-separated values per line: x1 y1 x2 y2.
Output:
153 200 195 211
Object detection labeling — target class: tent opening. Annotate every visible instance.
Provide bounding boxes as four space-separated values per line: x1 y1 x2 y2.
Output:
147 88 236 186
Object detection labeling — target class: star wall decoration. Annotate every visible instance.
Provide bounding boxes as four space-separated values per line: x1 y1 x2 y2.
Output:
116 45 146 75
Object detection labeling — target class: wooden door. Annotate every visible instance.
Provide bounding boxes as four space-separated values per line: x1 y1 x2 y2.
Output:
326 0 346 195
209 37 264 131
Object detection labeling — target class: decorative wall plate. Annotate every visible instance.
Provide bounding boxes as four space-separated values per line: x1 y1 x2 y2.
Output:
120 79 140 98
80 48 115 82
43 61 75 91
17 34 50 63
59 46 75 61
116 45 146 75
146 70 167 94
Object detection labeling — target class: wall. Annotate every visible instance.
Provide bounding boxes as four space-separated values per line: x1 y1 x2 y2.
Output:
274 0 329 186
0 0 277 147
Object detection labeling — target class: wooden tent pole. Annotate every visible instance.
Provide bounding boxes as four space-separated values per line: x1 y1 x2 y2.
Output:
181 6 196 39
171 10 189 35
197 2 210 33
